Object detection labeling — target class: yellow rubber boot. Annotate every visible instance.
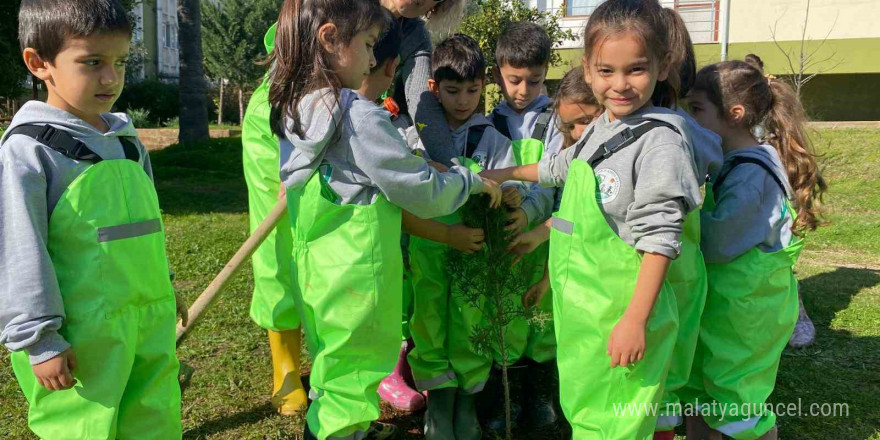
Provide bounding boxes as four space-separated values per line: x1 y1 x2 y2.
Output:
268 329 308 415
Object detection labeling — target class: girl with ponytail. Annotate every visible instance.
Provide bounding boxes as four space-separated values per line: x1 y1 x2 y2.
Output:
685 54 826 440
266 1 499 439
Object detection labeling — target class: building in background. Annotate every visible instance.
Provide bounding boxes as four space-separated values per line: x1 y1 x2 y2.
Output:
131 0 180 82
530 0 880 120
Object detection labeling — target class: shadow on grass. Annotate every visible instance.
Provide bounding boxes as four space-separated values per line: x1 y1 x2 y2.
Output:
182 402 281 439
150 137 250 215
774 267 880 440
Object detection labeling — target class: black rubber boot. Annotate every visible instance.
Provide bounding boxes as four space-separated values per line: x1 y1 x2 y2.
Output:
453 390 482 440
485 364 526 435
522 360 560 429
425 388 457 440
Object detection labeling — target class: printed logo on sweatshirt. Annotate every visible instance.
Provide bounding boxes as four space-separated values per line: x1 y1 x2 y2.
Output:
596 168 620 204
473 152 488 169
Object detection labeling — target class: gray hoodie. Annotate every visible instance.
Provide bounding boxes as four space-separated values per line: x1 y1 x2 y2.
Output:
675 106 724 185
0 101 154 365
701 145 794 264
491 95 562 225
539 105 703 259
279 89 484 218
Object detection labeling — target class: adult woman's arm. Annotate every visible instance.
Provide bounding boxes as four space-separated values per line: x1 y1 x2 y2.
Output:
395 18 458 166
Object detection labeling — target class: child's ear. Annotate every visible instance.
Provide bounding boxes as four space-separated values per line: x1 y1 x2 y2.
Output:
385 58 399 79
317 23 339 54
427 78 440 98
23 48 51 81
728 104 747 125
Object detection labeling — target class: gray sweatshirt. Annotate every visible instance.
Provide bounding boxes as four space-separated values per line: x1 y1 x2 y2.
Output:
539 105 703 259
491 95 562 225
392 18 458 167
675 106 723 185
701 145 794 264
0 101 154 365
279 88 484 218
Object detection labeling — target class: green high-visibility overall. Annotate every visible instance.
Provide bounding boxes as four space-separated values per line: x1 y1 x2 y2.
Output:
550 157 678 440
288 171 403 439
695 159 803 439
656 207 708 430
242 23 300 331
9 130 181 439
408 157 493 394
496 136 557 365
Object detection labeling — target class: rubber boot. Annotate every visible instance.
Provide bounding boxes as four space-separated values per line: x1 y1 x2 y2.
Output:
685 416 722 440
268 329 308 415
379 339 426 411
486 364 525 435
425 388 457 440
453 390 481 440
522 360 559 429
653 430 676 440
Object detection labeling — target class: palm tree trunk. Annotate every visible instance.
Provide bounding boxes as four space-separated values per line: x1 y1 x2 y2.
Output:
177 0 210 143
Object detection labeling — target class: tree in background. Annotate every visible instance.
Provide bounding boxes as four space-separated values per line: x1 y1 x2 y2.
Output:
178 0 210 142
201 0 281 125
0 0 27 116
460 0 575 107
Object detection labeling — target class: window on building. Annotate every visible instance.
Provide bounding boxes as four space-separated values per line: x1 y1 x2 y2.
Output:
563 0 720 43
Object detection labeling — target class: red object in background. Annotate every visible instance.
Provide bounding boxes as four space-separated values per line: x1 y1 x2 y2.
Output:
383 96 400 118
653 430 675 440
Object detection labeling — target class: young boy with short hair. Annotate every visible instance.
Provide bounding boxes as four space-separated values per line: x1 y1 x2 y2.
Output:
405 34 522 440
1 1 185 438
487 21 563 431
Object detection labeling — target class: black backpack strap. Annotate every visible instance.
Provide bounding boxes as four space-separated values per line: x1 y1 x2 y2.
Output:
713 156 787 198
573 126 596 158
491 111 512 140
119 137 141 162
465 125 487 159
530 106 554 142
5 124 102 162
586 120 680 168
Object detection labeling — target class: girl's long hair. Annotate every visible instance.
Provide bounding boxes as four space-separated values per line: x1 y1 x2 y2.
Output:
582 0 680 108
693 56 828 234
267 0 389 138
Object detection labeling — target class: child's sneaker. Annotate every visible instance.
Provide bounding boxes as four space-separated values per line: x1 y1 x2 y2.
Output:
788 294 815 348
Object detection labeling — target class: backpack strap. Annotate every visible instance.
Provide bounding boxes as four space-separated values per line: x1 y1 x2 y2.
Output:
530 106 554 142
491 111 512 140
584 120 680 168
465 125 487 159
3 124 140 163
713 156 787 198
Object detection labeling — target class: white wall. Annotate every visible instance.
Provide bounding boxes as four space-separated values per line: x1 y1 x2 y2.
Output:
156 0 180 80
729 0 880 43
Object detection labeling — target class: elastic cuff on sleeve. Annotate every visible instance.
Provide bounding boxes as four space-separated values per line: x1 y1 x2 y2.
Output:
26 331 70 366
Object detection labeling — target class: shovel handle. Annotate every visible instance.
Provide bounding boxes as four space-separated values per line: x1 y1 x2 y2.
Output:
176 195 288 345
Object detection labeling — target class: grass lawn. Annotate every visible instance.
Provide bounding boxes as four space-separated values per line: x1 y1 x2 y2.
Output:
1 130 878 440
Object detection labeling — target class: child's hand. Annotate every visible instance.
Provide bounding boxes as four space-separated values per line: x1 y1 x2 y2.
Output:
428 161 449 173
607 316 646 368
504 208 528 236
522 274 550 308
502 186 522 208
508 226 548 263
176 291 189 327
32 348 77 391
445 224 485 254
480 177 503 209
278 182 286 201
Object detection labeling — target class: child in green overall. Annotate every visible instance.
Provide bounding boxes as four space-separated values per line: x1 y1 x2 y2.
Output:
0 1 187 438
266 2 501 439
481 0 704 437
484 22 565 431
684 57 826 440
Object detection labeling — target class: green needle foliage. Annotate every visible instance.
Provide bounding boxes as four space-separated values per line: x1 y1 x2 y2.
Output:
447 194 536 440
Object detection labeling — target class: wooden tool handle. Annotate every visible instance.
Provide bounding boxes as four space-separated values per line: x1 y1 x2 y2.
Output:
176 196 288 345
